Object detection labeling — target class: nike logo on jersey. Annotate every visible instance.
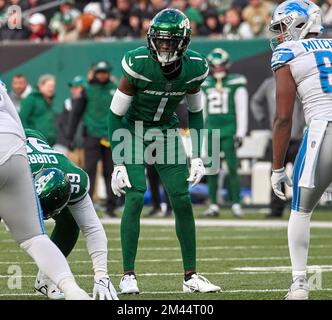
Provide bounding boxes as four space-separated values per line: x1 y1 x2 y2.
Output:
129 57 134 67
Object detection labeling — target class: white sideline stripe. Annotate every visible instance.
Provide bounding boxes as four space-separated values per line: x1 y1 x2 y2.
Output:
1 235 330 244
0 271 294 279
2 288 332 297
234 265 332 272
98 218 332 229
2 243 330 254
1 256 332 265
2 243 331 255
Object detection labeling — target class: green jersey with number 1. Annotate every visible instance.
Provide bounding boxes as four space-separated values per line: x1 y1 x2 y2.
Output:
202 74 247 137
121 46 209 128
25 129 89 205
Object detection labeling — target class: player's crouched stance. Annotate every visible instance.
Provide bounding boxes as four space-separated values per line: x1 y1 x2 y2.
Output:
270 1 330 300
109 9 220 294
25 129 118 300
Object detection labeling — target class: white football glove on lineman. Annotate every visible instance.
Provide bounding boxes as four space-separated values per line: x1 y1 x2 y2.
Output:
93 277 119 300
271 167 293 201
187 158 205 187
111 165 132 197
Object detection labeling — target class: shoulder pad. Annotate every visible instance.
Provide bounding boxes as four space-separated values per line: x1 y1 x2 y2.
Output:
185 50 209 85
226 74 247 86
271 42 296 71
121 47 152 83
25 128 49 143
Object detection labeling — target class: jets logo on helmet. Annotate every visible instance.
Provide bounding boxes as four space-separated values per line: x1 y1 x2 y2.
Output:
207 48 232 81
269 0 323 50
147 8 191 66
34 168 71 220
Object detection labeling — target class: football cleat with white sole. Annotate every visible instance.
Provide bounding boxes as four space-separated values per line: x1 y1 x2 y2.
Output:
183 274 221 293
203 204 220 217
34 274 65 300
285 276 309 300
119 274 139 294
231 203 243 218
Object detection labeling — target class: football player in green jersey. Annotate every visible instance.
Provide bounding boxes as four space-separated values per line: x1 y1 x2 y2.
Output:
25 129 118 300
202 48 248 218
108 8 221 294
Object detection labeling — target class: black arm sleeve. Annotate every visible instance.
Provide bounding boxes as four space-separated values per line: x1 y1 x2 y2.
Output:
66 90 87 142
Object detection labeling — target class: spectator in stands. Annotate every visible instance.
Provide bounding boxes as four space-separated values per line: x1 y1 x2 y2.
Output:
127 9 142 38
197 8 223 38
242 0 272 37
66 61 118 217
55 75 86 167
185 0 205 35
77 2 104 39
321 0 332 26
0 0 7 28
49 0 81 36
250 76 306 218
222 6 253 39
115 0 131 27
20 74 57 146
141 12 154 37
56 11 80 42
97 10 130 39
9 74 32 112
0 5 30 41
148 0 167 16
28 13 57 42
169 0 188 12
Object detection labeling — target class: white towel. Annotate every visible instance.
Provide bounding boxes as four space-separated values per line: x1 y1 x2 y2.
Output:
299 119 328 188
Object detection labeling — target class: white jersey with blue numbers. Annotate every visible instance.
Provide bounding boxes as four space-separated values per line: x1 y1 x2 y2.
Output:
271 38 332 125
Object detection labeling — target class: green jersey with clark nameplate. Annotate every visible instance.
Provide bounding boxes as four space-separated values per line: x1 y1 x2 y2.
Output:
121 46 209 127
25 129 89 205
202 74 247 137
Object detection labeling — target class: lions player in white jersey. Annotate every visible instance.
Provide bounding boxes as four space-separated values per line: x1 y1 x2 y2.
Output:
0 81 90 300
269 0 332 300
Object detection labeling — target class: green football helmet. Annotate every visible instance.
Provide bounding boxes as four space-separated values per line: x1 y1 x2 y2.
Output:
34 168 71 220
207 48 232 80
147 8 191 65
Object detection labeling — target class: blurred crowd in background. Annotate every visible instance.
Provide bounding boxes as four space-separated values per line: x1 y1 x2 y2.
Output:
1 0 332 42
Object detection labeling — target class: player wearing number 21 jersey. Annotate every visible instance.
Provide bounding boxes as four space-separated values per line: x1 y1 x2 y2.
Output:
270 0 332 300
108 8 221 294
201 48 248 218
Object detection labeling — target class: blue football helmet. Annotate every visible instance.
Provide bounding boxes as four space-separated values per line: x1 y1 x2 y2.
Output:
269 0 323 50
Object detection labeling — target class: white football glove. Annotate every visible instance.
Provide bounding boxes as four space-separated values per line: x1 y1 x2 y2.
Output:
187 158 205 187
111 165 132 197
271 167 293 201
93 277 119 300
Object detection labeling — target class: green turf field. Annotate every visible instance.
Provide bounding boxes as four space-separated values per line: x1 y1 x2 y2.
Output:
1 207 332 300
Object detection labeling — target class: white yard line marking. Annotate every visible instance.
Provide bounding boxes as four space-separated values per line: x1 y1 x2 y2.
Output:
4 244 332 254
98 218 332 229
0 256 332 265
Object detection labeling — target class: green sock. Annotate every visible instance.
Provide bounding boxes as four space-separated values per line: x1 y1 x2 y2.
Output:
208 174 219 204
121 189 144 272
171 193 196 271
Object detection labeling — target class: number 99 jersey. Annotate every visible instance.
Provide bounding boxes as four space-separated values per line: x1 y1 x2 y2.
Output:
25 129 89 205
271 38 332 125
